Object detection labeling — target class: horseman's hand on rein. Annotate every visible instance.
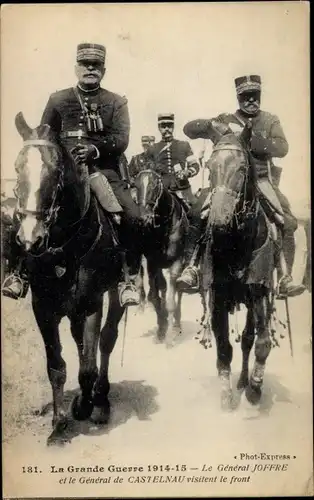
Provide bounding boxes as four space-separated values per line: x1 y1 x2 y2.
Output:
72 144 98 164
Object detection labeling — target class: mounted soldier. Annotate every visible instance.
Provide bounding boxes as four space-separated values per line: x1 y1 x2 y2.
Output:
128 135 155 181
2 42 142 306
145 113 200 207
177 74 305 298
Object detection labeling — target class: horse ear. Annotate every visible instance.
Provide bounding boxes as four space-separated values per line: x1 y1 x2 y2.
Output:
15 112 33 140
239 120 253 146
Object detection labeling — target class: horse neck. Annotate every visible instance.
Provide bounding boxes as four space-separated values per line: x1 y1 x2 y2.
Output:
155 184 174 220
57 160 89 228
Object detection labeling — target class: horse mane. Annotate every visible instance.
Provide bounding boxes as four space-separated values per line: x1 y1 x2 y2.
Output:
215 131 258 195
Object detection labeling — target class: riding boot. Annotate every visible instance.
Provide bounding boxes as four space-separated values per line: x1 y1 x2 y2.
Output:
2 255 29 300
117 250 141 307
89 171 123 217
176 222 204 291
276 229 305 299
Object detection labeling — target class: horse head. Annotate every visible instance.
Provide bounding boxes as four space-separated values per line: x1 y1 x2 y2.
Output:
134 169 163 226
14 112 88 253
207 121 254 231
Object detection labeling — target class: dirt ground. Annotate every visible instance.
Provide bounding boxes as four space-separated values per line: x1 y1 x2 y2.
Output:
2 233 313 498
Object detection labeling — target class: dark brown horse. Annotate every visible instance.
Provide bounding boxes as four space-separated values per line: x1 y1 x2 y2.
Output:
199 124 275 409
134 169 188 345
12 113 130 444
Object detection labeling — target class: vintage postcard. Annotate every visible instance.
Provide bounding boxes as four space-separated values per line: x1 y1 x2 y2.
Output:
1 2 312 498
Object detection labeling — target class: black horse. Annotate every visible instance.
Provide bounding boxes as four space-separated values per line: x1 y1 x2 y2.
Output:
12 113 131 444
199 123 275 408
134 169 188 345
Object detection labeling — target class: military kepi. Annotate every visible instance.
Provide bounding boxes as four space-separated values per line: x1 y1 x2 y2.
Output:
235 75 261 95
77 43 106 63
158 113 175 124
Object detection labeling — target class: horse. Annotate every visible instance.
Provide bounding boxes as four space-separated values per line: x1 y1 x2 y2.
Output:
198 123 275 409
11 112 131 445
133 169 188 345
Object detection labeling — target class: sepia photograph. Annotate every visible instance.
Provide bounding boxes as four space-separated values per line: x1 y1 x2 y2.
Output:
1 2 312 498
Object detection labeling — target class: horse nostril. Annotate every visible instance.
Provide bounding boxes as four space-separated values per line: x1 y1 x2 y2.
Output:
33 234 45 249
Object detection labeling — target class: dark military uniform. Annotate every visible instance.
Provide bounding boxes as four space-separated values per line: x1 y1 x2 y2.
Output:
41 86 140 222
177 75 304 296
146 138 199 204
128 151 152 180
2 42 142 305
216 110 289 217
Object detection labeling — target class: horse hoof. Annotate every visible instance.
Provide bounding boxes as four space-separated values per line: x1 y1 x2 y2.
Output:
71 394 94 421
47 433 71 447
245 384 262 405
237 374 249 391
47 416 69 446
90 404 110 425
156 330 166 343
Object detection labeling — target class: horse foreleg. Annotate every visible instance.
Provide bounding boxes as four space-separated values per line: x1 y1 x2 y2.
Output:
32 301 67 444
91 287 124 424
196 287 213 349
174 289 183 329
212 288 233 410
70 306 102 421
246 293 272 405
147 259 168 341
165 260 183 347
237 308 255 390
138 263 146 312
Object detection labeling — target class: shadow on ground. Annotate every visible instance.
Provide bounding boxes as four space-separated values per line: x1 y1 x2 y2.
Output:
199 371 293 416
32 379 159 446
241 372 293 418
141 320 201 348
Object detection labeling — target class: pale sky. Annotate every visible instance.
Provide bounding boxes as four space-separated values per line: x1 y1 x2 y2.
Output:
1 2 310 217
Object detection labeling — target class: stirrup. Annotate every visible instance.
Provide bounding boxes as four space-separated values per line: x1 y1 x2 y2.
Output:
118 281 140 307
276 276 305 300
2 273 28 300
177 265 200 292
276 276 287 299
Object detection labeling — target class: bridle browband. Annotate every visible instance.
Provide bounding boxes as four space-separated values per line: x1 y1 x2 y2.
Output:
23 139 57 148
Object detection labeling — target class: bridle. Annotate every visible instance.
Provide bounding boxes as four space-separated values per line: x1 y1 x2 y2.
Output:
208 142 256 229
15 139 64 234
15 138 92 257
136 169 164 226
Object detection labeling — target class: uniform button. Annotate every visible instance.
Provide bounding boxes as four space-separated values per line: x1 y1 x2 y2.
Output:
79 123 83 126
80 115 84 119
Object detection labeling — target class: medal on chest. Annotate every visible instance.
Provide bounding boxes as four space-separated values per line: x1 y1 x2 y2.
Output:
84 103 104 132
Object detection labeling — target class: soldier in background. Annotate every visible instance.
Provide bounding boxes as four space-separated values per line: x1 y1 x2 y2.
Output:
2 42 142 306
145 113 200 207
128 135 156 182
177 75 305 298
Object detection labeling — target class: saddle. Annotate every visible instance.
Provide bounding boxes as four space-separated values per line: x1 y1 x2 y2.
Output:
256 178 284 227
170 190 191 214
